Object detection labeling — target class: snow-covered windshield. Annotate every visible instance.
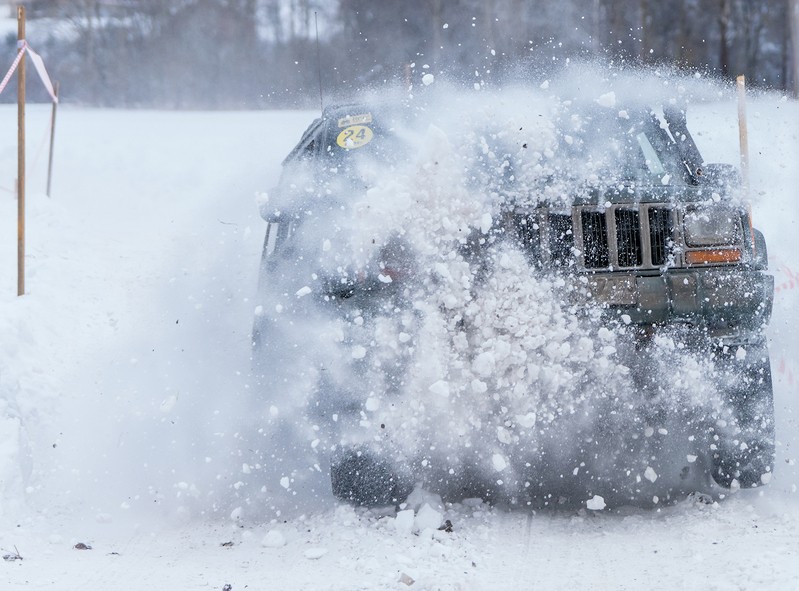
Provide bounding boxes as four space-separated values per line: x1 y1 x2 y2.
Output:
544 105 688 189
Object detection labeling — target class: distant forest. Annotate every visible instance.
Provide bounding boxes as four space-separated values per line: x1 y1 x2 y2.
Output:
3 0 799 108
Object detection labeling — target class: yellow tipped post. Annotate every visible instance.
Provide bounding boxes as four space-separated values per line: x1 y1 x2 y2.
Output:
17 5 26 296
736 75 750 198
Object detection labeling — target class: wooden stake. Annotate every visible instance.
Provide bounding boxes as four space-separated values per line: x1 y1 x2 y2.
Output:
46 81 59 197
736 75 750 197
17 5 26 297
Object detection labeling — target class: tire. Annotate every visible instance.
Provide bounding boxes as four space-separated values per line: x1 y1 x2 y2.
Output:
711 345 775 489
330 447 412 507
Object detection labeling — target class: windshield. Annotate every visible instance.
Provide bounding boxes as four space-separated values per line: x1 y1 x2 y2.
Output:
555 108 688 187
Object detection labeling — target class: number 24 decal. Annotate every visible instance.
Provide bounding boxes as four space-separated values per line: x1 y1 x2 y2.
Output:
336 125 373 149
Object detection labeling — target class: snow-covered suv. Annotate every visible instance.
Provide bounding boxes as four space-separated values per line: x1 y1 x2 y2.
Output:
253 99 774 507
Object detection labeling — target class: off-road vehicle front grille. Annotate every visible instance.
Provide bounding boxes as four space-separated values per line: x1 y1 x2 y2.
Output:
648 207 673 266
516 204 678 271
547 213 574 268
581 210 610 268
614 209 642 268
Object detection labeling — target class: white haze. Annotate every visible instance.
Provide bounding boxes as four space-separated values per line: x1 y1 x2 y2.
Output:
246 69 774 515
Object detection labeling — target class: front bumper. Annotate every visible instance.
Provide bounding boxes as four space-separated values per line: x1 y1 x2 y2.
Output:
581 267 773 339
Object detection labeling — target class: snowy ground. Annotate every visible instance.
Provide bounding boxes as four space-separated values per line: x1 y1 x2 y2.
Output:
1 78 799 589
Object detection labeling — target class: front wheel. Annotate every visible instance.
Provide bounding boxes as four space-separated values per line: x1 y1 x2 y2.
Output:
330 447 412 507
711 344 775 489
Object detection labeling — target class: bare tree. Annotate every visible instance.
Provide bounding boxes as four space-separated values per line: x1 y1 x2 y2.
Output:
718 0 732 76
9 0 796 107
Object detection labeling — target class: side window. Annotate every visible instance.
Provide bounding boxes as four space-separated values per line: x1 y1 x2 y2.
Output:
263 220 295 257
283 119 324 165
302 139 316 158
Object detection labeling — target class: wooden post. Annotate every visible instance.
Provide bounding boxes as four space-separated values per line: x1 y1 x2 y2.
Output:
46 81 59 197
17 5 26 297
736 75 750 197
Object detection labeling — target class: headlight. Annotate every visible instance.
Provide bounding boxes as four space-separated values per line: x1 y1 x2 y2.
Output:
683 208 741 247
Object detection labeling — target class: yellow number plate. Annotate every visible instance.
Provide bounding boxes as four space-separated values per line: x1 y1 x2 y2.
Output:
336 125 373 149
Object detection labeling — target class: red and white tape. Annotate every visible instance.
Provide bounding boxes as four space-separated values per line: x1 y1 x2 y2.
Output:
777 358 794 387
775 265 798 294
770 256 799 294
0 40 58 103
770 257 799 394
0 41 27 95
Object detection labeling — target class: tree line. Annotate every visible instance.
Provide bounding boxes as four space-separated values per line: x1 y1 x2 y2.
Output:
3 0 798 108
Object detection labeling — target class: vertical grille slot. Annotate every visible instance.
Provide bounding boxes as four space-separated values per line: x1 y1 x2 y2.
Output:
547 212 574 268
615 209 642 267
648 207 673 266
516 214 542 262
581 210 609 269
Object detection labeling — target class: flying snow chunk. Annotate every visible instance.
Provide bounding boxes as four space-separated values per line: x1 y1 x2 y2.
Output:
159 394 177 413
492 454 508 472
735 347 747 361
540 80 550 90
262 529 286 548
280 476 290 489
473 351 496 377
304 548 328 560
480 213 493 233
587 495 606 510
422 73 435 86
471 379 488 393
429 380 450 397
596 91 616 108
351 345 367 360
644 466 658 483
295 286 312 298
597 327 614 342
415 504 443 532
395 509 415 535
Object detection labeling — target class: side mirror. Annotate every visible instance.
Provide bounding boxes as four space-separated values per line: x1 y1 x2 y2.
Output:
696 163 740 190
752 228 768 270
258 188 281 222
